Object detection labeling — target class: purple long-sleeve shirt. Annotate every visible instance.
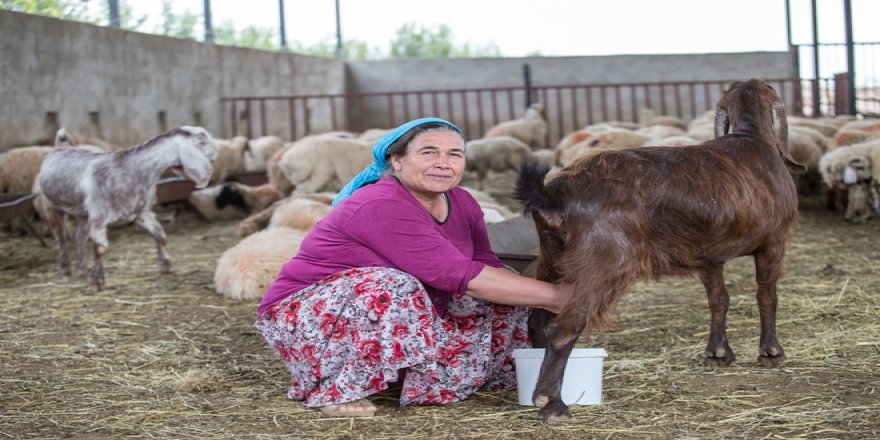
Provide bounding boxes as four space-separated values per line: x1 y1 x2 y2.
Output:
258 176 505 316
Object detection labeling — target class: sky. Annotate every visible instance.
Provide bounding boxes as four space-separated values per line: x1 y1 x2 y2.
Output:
122 0 880 58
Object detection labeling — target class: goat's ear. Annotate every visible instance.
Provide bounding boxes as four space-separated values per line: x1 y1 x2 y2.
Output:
771 99 807 174
179 143 214 188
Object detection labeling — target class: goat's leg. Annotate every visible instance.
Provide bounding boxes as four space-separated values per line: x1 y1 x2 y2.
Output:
532 311 585 422
135 210 173 274
699 264 736 367
754 249 787 367
45 208 70 275
87 222 109 291
74 217 89 278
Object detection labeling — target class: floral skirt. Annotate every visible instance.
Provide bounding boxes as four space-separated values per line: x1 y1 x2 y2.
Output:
255 266 530 407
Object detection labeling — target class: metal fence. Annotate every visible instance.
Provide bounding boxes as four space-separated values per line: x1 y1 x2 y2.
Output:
221 77 805 148
795 42 880 117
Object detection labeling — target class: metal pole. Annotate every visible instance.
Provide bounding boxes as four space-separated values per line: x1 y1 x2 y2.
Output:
523 64 533 108
203 0 213 43
107 0 120 28
279 0 288 51
844 0 856 115
335 0 343 59
810 0 821 116
784 0 793 50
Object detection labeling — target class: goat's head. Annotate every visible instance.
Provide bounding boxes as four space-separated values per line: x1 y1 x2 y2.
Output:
714 79 807 174
54 127 79 148
171 126 218 188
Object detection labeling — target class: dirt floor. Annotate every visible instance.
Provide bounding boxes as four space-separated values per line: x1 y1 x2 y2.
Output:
1 193 879 439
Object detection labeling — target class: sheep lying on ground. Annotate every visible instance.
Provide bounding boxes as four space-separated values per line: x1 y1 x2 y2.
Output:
459 186 516 224
209 136 248 185
214 226 308 301
37 126 218 290
465 136 532 191
558 128 651 166
638 108 688 131
187 182 282 221
274 136 371 197
236 193 335 237
832 119 880 147
244 135 284 171
485 103 548 149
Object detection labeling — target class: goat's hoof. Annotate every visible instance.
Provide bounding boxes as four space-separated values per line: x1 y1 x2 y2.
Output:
533 395 549 408
703 346 736 368
538 401 572 422
758 346 787 367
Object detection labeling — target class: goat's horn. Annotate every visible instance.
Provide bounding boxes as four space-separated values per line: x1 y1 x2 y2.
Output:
714 108 729 138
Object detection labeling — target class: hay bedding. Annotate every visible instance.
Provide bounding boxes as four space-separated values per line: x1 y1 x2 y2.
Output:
1 195 878 439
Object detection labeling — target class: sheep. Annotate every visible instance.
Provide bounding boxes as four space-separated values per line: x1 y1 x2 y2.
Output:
209 136 248 185
464 136 532 191
513 79 804 421
274 136 372 197
841 156 877 223
831 119 880 147
818 138 880 211
235 192 336 237
37 126 218 290
485 103 548 149
214 226 308 301
0 146 53 194
243 135 284 172
638 108 688 131
458 186 516 224
787 126 828 196
558 128 651 166
186 181 281 221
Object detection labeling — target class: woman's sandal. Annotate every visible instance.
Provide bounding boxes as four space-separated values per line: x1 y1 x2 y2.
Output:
318 398 377 417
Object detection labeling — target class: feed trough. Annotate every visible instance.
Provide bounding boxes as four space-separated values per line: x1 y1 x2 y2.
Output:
486 215 538 275
0 192 48 247
155 177 196 205
226 170 268 187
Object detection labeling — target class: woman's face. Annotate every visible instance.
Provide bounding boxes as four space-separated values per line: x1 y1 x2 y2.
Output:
390 130 466 198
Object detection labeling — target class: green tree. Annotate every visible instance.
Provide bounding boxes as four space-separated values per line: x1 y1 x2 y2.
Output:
212 20 277 51
154 0 198 40
388 22 500 59
1 0 97 23
294 37 382 60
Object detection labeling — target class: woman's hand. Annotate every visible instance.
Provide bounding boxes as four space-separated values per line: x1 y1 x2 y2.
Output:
466 265 573 313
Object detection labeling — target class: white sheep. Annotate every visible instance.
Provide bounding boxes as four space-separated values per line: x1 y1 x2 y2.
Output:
841 156 877 223
484 103 548 149
274 136 372 197
235 192 335 237
638 108 688 131
465 136 532 191
244 135 285 172
187 181 283 222
788 125 828 196
458 186 516 224
214 226 308 301
558 128 650 166
209 136 248 185
819 138 880 212
37 126 218 289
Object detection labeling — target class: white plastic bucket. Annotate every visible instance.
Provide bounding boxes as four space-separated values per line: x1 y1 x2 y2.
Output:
512 348 608 406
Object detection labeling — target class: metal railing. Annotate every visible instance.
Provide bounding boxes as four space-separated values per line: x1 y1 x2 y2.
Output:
221 77 804 148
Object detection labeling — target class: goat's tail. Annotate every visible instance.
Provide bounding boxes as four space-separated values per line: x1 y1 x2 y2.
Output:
513 156 562 214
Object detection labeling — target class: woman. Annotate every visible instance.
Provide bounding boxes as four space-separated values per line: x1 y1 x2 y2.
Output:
256 117 571 417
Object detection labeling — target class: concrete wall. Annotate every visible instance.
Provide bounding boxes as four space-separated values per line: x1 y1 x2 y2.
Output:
2 10 796 151
346 52 795 92
0 11 345 150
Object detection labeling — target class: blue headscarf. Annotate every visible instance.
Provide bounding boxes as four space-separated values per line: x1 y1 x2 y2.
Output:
332 117 463 206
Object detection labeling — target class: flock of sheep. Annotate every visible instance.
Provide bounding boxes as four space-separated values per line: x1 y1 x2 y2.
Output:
1 101 879 301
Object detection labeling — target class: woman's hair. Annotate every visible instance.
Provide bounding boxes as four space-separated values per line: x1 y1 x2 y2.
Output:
385 123 464 160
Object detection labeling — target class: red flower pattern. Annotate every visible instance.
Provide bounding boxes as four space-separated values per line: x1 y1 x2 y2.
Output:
255 267 529 408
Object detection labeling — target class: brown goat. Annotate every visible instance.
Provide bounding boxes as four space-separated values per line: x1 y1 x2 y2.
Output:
514 79 806 421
